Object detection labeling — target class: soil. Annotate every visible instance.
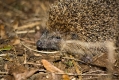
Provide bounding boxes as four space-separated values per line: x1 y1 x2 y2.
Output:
0 0 119 80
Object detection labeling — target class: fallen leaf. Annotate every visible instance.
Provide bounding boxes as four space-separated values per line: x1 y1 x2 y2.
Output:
0 45 12 51
12 19 19 30
62 74 70 80
13 68 38 80
10 37 20 45
41 59 70 80
4 63 38 80
0 24 7 39
41 59 64 73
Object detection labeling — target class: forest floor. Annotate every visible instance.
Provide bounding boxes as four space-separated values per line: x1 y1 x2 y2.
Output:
0 0 119 80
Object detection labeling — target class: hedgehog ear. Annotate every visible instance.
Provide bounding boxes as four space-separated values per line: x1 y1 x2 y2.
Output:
39 27 49 39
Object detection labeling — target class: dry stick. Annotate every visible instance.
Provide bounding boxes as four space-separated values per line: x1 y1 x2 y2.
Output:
24 62 41 66
84 70 105 74
0 72 109 80
17 22 41 30
21 42 59 54
56 73 109 76
16 30 35 34
12 46 19 62
0 71 109 76
23 48 27 64
23 18 41 23
23 48 41 66
70 55 82 80
0 72 8 75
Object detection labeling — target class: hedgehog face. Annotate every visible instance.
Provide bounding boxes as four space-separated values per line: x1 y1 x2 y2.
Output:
36 32 62 51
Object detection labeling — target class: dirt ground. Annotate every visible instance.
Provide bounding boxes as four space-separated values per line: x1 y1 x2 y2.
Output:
0 0 119 80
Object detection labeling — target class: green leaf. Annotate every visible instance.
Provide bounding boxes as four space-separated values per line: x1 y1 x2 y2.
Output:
0 45 12 51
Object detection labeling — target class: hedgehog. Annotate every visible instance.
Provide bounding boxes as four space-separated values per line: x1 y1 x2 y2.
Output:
36 0 119 64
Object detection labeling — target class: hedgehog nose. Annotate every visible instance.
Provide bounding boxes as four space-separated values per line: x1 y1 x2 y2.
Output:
36 40 42 47
36 38 61 51
36 40 44 50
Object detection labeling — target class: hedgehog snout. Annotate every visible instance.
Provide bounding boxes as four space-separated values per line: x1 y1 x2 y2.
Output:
36 36 62 51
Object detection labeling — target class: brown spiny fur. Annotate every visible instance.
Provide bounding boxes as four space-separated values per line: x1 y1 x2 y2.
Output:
48 0 119 42
37 0 119 66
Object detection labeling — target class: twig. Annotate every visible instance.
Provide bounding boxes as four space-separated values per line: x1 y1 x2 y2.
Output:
17 21 41 30
0 71 111 76
0 72 8 75
23 48 27 64
84 70 105 74
23 18 41 23
21 42 59 54
16 30 35 34
24 62 41 66
56 73 109 76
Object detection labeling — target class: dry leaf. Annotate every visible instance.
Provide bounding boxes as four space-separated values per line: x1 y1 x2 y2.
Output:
62 74 70 80
18 22 41 30
10 37 20 45
0 24 7 39
4 63 38 80
41 59 70 80
41 59 64 73
12 20 19 30
13 68 38 80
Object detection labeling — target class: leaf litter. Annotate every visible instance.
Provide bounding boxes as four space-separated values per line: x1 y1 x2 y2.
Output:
0 0 119 80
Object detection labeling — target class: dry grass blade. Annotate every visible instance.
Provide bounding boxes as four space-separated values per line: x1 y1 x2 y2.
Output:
17 22 41 30
21 42 59 54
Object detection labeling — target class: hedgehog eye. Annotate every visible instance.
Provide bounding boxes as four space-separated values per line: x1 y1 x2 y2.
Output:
71 33 78 39
56 36 61 39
